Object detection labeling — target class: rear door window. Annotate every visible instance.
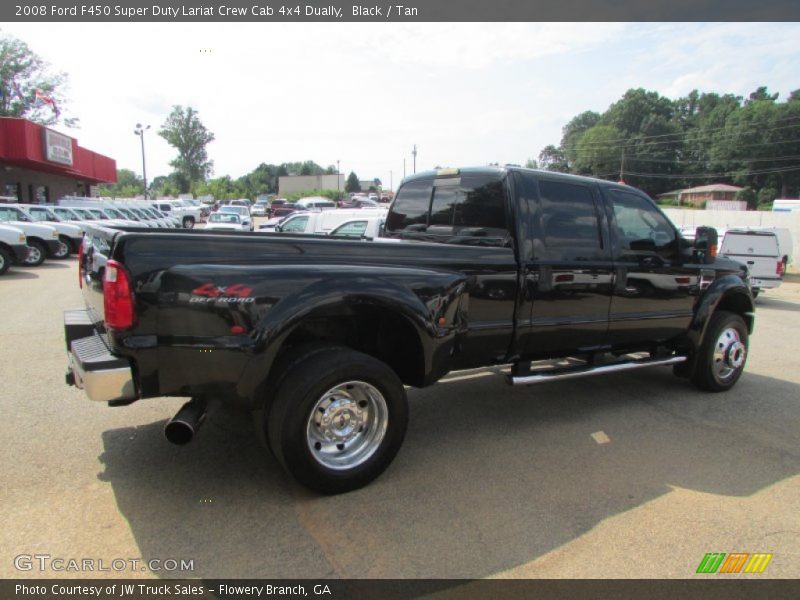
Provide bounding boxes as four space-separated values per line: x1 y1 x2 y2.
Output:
530 179 605 261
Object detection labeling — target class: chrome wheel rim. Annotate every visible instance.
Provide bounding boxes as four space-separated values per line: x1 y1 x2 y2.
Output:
24 245 42 265
53 240 70 258
713 327 746 382
306 380 388 470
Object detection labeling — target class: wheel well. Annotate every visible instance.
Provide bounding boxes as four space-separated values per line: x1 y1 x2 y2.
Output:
0 242 12 253
715 292 754 333
277 307 426 387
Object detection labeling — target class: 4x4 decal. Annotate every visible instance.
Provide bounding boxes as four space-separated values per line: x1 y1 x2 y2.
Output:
190 283 255 303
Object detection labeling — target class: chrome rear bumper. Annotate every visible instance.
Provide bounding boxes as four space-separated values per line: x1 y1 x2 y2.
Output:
64 309 136 403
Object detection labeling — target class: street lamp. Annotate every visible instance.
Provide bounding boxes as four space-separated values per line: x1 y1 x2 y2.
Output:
336 159 340 197
134 123 151 199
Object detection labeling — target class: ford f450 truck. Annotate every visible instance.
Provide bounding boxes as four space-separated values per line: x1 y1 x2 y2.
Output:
64 167 754 494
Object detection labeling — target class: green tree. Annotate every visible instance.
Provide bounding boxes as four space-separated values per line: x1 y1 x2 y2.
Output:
573 125 623 177
149 174 181 198
345 171 360 193
537 145 568 172
97 169 143 198
560 110 601 169
0 32 77 126
158 105 215 193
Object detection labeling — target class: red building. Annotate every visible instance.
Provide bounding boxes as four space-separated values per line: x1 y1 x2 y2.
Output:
0 117 116 203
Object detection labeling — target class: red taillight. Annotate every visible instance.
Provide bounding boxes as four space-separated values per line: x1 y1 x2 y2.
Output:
77 238 85 288
103 259 135 330
777 261 785 276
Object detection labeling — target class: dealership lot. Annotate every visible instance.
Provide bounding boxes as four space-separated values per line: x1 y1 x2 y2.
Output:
1 260 798 579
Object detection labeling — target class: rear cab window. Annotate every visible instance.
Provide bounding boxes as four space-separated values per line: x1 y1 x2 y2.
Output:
386 172 510 246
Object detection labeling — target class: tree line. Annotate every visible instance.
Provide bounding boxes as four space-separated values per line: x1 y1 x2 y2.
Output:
533 87 800 208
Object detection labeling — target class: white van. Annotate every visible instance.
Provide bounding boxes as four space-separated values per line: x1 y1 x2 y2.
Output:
275 208 388 235
719 229 784 296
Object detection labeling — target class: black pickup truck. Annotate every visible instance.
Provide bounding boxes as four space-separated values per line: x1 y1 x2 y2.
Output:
65 167 754 494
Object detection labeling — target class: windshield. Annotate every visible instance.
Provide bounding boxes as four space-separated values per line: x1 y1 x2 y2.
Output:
210 213 241 223
104 208 126 219
55 208 79 220
27 207 54 222
89 209 108 220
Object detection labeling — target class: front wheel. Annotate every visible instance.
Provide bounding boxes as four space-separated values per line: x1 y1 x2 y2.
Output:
266 346 408 494
0 248 10 275
690 311 749 392
182 216 195 229
52 236 71 259
23 240 46 266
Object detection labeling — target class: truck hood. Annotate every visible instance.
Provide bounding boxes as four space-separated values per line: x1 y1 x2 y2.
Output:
3 221 58 238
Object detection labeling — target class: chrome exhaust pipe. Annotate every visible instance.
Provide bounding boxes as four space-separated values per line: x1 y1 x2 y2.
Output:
164 399 207 445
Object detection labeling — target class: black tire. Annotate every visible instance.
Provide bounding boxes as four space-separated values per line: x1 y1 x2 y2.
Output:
182 216 195 229
23 240 46 267
690 311 748 392
52 236 71 259
266 345 408 494
0 248 10 275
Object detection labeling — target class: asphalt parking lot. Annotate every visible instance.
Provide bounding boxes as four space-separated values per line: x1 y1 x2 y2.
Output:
1 259 798 580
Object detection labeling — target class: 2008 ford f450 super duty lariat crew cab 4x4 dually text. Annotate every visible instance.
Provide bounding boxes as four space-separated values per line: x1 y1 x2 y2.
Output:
64 167 755 494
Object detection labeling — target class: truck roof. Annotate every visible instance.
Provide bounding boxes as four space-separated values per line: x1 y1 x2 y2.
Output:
399 166 645 195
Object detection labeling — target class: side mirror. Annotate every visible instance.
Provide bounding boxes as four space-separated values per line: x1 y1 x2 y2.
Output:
694 226 718 264
275 225 283 233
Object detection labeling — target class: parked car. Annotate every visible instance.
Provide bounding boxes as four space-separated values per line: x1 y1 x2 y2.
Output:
0 224 29 275
339 198 381 209
295 197 337 211
0 205 60 266
251 199 270 216
204 212 249 232
219 205 253 231
328 216 386 238
151 200 202 229
719 229 784 296
16 203 85 255
267 198 289 218
0 204 80 258
270 205 298 219
64 166 754 495
274 208 388 235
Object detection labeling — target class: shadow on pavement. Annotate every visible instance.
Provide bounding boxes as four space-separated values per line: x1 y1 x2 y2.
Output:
2 270 39 279
97 369 800 579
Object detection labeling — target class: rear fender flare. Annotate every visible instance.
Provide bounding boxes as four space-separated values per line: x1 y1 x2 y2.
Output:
237 272 467 405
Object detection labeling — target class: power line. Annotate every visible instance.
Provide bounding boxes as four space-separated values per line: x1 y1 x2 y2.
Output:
618 165 800 180
569 114 800 148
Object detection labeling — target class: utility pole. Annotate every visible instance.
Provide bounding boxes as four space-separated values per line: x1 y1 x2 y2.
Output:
412 144 417 174
336 159 340 197
389 170 393 192
134 123 150 199
403 159 406 178
619 148 626 184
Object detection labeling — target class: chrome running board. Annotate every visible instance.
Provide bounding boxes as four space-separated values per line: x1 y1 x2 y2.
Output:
507 355 687 386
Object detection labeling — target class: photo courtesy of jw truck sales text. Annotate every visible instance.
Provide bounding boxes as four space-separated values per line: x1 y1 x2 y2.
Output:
66 167 756 494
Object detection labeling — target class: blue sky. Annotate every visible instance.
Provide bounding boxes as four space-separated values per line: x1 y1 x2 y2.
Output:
3 22 799 191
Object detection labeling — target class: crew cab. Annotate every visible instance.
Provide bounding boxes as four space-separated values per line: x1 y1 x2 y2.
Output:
64 167 755 494
151 200 202 229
